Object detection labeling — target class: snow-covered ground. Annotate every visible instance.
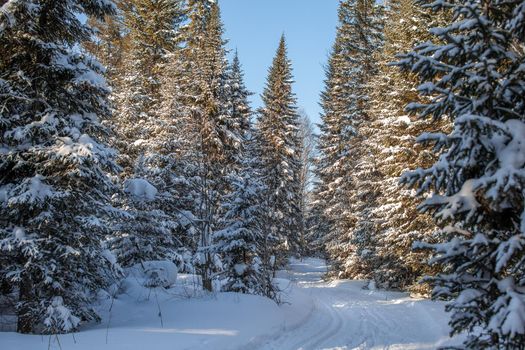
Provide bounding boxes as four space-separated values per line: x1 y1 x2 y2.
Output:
260 259 460 349
1 258 459 350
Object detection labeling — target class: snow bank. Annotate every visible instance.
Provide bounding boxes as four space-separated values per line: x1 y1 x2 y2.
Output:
0 267 313 350
127 261 178 289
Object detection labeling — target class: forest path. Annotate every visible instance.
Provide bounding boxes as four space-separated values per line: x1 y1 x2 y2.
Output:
257 258 452 350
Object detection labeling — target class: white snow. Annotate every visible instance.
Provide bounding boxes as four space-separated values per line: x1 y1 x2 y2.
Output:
124 178 158 201
261 259 460 350
0 184 11 203
57 134 99 159
44 296 81 333
234 263 247 276
0 258 459 350
425 179 480 221
128 260 178 288
6 175 55 206
13 227 26 240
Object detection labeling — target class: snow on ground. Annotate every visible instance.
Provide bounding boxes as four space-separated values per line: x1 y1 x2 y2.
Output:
0 258 460 350
259 259 461 350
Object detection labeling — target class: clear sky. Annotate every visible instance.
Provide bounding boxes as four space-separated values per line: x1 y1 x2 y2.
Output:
220 0 339 126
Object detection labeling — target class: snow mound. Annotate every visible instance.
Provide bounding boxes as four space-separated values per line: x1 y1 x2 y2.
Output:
124 178 157 201
129 261 178 288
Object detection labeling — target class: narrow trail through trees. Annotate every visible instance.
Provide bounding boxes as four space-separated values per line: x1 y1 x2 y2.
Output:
258 258 453 350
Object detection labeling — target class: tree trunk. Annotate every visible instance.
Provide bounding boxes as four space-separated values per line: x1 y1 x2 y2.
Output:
202 275 213 292
16 275 33 334
0 278 11 295
202 255 213 292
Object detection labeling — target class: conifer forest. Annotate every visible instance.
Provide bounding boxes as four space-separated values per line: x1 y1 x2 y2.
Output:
1 0 525 349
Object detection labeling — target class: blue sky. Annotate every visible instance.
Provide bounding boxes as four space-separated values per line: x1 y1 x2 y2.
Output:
220 0 339 126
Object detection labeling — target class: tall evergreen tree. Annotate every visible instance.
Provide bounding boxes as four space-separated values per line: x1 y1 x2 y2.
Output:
0 0 120 334
173 1 243 290
400 0 525 348
85 0 127 85
215 133 277 298
367 0 445 292
314 4 354 275
227 51 253 155
256 35 303 270
315 0 384 278
339 0 384 280
115 0 184 170
107 0 187 268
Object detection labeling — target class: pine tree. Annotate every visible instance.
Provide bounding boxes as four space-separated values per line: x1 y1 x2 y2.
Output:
120 0 184 123
307 182 331 257
227 51 253 159
0 0 120 334
400 0 525 348
85 0 127 85
114 0 184 169
214 51 280 298
256 35 303 270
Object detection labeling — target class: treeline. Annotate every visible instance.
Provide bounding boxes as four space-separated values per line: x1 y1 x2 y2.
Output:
313 0 443 293
0 0 311 334
313 0 525 349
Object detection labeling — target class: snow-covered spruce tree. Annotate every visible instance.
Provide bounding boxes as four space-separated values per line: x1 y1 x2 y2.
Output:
217 52 280 298
226 51 253 163
315 0 383 278
367 0 445 292
114 0 184 167
107 0 187 268
175 1 243 291
313 11 352 273
215 164 262 295
399 1 525 348
341 0 385 280
256 35 303 271
215 132 277 299
307 182 331 257
0 0 120 334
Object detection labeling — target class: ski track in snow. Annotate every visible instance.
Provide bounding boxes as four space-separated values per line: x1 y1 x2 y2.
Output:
257 258 453 350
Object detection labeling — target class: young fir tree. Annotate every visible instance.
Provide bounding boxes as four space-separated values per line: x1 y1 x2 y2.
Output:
256 35 303 271
367 0 444 292
400 1 525 348
0 0 120 334
227 51 253 158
